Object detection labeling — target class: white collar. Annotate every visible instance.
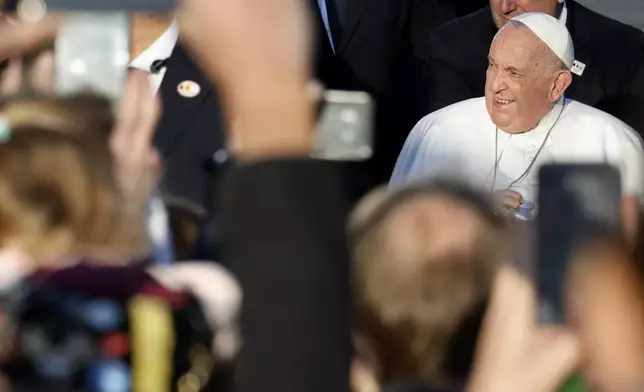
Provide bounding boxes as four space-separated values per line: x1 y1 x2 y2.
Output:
559 1 568 24
129 21 179 71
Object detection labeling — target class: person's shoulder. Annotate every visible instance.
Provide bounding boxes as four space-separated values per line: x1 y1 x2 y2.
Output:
564 100 643 145
571 1 644 46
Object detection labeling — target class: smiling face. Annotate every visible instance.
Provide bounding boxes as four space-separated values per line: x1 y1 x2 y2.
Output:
489 0 562 29
485 23 570 133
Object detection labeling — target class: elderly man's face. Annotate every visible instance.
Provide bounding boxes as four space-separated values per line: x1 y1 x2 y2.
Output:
485 26 557 133
490 0 562 29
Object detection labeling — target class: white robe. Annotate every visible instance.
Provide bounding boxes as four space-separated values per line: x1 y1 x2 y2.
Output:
390 97 644 206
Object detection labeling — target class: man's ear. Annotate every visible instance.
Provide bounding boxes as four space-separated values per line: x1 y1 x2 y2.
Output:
550 70 573 102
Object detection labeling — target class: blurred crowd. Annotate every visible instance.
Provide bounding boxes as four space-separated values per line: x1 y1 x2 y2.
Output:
0 0 642 392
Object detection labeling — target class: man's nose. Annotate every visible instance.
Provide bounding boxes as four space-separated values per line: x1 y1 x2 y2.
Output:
488 70 508 92
499 0 517 14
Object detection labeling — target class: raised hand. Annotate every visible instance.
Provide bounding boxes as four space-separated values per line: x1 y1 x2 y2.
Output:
176 0 316 160
176 0 312 96
109 70 162 208
467 266 580 392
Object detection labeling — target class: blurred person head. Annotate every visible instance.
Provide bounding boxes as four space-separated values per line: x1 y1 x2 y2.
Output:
0 93 114 134
349 181 508 388
568 239 644 391
0 95 147 266
490 0 565 29
485 13 573 133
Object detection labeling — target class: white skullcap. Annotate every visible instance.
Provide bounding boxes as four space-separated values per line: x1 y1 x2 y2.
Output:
510 12 575 69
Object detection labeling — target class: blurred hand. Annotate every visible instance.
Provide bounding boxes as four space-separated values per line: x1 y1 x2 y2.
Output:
0 15 58 60
568 243 644 391
0 50 55 95
0 16 58 95
176 0 316 160
467 266 580 392
109 71 162 208
177 0 311 97
493 189 523 216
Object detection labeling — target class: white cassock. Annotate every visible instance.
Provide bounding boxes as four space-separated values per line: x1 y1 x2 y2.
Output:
390 97 644 208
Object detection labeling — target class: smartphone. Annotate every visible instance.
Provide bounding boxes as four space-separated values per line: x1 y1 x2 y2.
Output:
313 90 374 161
537 164 622 324
55 12 129 102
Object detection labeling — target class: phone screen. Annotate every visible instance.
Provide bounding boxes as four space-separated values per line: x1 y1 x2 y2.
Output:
313 90 374 161
55 12 130 101
537 164 621 324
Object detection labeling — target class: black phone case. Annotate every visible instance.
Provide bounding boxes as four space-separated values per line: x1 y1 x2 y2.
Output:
537 164 622 324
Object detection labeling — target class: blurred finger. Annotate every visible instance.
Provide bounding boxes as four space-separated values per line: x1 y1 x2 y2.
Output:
530 327 580 391
569 248 644 391
131 81 160 154
485 266 536 339
501 191 523 206
501 199 521 211
305 79 323 106
0 16 59 60
112 70 148 153
0 57 22 95
30 49 54 93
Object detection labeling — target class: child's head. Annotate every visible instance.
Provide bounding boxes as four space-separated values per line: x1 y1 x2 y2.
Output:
0 95 147 264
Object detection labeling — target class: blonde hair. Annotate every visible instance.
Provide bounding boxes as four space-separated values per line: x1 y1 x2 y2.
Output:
349 184 505 384
0 95 146 263
1 94 114 136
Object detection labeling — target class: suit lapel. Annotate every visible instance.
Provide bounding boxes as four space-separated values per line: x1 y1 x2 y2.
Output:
154 42 213 156
336 0 369 54
563 0 593 98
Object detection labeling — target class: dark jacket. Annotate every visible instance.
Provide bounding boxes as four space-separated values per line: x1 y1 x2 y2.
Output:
425 1 644 135
309 0 456 185
154 43 228 217
221 160 353 392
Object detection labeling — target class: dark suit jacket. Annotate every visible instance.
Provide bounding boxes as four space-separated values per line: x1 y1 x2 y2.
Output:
154 43 228 217
425 2 644 135
310 0 456 185
221 160 352 392
452 0 487 18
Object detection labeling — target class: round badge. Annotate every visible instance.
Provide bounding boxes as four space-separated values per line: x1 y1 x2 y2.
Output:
177 80 201 98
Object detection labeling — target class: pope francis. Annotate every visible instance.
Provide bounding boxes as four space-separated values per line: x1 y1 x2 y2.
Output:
391 12 644 227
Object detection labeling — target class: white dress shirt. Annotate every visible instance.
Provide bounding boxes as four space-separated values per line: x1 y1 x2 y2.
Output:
130 22 180 264
129 21 179 93
390 97 644 209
